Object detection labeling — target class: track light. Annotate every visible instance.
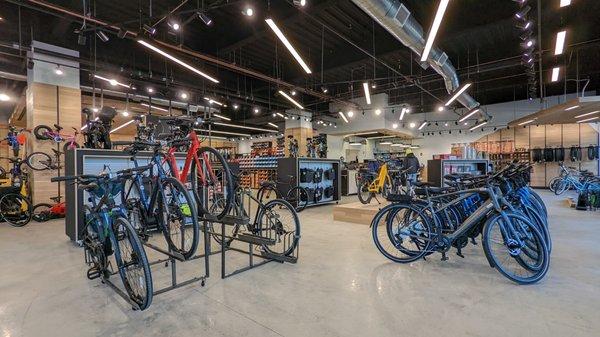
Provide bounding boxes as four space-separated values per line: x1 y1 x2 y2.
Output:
392 123 398 129
293 0 307 7
445 83 472 106
339 111 349 123
265 18 312 74
169 21 181 31
321 86 328 93
551 67 560 82
347 111 354 118
515 6 531 19
516 20 533 30
363 82 371 105
54 65 63 75
143 24 157 35
138 40 219 83
374 109 382 116
96 30 109 42
437 106 444 112
421 0 450 62
554 30 566 55
180 92 188 99
242 7 254 16
520 39 535 49
198 12 213 26
278 90 304 109
233 104 239 110
254 107 260 114
147 87 154 94
458 108 480 122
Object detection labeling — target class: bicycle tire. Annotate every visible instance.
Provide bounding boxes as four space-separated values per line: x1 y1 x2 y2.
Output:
32 203 52 222
482 211 549 284
158 177 200 259
26 152 53 171
0 193 32 227
357 181 373 204
523 205 552 254
33 125 53 140
255 199 300 256
257 185 280 203
113 217 153 310
286 186 308 212
548 177 560 192
527 189 548 219
190 147 233 220
554 180 569 195
120 179 148 235
372 203 433 263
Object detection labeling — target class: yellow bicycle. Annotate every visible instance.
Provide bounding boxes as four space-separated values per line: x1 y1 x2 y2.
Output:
357 163 393 204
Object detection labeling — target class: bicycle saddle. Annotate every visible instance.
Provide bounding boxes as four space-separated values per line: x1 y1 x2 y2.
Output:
54 124 63 131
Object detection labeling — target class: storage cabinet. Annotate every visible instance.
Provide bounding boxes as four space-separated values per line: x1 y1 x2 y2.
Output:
427 159 490 187
277 158 341 207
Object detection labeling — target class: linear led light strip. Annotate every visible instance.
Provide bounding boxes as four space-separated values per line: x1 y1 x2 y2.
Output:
278 90 304 109
577 116 599 123
141 102 169 112
213 122 279 133
399 107 407 121
195 129 251 137
267 122 279 129
551 67 561 82
94 75 130 88
204 97 226 106
137 40 219 83
458 108 480 122
110 120 135 133
555 30 566 56
363 83 371 105
338 111 349 123
276 112 286 118
213 113 231 121
265 19 312 74
469 121 488 131
565 105 580 111
445 83 472 106
560 0 571 7
421 0 451 62
518 119 536 126
575 111 599 119
418 121 427 130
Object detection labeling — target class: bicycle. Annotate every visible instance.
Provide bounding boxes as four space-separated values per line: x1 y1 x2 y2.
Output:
82 107 115 149
207 176 300 258
51 170 153 310
33 123 80 152
159 116 234 220
0 186 32 227
2 126 27 157
32 196 65 222
118 141 200 260
552 163 600 195
256 174 309 212
357 162 393 204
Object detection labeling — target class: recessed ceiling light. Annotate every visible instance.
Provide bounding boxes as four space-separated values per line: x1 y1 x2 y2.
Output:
409 122 416 128
180 92 188 99
347 111 354 118
374 109 382 115
243 7 254 16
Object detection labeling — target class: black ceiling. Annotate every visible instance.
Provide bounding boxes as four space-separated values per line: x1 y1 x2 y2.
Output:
1 0 600 125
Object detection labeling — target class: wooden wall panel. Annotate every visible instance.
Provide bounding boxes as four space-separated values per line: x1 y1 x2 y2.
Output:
562 124 580 148
284 127 313 157
514 126 529 150
545 124 562 147
529 125 545 149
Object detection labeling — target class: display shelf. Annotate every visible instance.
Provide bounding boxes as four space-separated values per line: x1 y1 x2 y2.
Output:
427 159 489 187
277 157 341 207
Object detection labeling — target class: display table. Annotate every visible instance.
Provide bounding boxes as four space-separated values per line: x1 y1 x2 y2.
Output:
332 200 390 225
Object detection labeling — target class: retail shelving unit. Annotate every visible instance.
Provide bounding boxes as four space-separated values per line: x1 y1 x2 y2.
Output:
277 157 341 207
427 159 490 187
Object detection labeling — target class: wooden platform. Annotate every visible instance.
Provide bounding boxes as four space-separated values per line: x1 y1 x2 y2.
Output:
333 200 390 225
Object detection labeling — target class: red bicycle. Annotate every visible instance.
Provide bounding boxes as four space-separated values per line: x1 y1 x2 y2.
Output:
160 116 234 220
32 196 66 222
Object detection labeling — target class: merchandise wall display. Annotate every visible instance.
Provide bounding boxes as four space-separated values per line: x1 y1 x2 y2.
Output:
277 158 341 207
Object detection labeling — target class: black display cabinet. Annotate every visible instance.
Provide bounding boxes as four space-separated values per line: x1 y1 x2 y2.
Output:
276 158 341 207
427 159 490 187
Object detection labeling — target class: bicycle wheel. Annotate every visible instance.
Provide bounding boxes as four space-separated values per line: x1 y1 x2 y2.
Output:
32 203 52 222
206 196 239 246
0 193 32 227
482 212 549 284
120 179 147 235
527 189 548 219
554 180 569 195
548 177 560 192
522 205 551 254
191 147 233 220
113 217 153 311
33 125 53 140
257 185 279 203
372 203 433 263
158 177 200 259
357 181 373 204
286 186 308 212
255 199 300 256
26 152 53 171
382 175 393 198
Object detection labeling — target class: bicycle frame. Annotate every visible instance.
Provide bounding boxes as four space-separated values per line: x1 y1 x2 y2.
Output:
165 130 217 186
368 163 390 193
127 153 170 220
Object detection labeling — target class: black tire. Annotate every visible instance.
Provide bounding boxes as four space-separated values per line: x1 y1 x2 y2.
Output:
286 186 308 212
0 193 32 227
255 199 300 256
63 142 80 153
120 179 147 235
190 147 233 220
372 203 433 263
158 177 200 259
257 185 279 203
528 189 548 219
523 205 551 254
26 152 53 171
482 212 550 285
113 217 153 311
32 203 53 222
33 125 53 140
357 181 373 204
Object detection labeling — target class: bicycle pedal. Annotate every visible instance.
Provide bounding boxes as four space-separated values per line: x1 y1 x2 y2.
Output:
456 250 465 258
441 252 449 261
87 267 101 280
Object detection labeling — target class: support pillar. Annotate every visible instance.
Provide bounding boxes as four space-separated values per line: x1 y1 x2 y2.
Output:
284 110 313 157
26 41 81 204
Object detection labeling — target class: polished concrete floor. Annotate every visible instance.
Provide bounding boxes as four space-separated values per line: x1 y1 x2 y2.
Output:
1 190 599 337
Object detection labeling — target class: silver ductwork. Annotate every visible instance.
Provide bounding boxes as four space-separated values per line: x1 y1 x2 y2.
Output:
351 0 480 110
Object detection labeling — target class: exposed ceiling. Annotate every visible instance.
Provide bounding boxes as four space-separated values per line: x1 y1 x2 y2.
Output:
1 0 600 133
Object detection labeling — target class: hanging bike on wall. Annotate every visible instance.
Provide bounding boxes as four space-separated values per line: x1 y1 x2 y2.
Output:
2 126 28 157
33 124 80 152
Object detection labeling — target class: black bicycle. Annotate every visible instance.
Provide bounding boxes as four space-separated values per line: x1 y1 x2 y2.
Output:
371 169 550 285
51 170 153 310
257 175 309 212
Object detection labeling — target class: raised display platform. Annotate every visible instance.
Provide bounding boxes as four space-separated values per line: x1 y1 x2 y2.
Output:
333 200 390 225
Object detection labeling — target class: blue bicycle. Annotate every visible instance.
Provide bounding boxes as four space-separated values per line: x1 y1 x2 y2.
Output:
51 168 153 310
554 169 600 195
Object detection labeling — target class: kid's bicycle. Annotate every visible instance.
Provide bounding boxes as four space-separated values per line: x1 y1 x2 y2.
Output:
34 124 80 152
